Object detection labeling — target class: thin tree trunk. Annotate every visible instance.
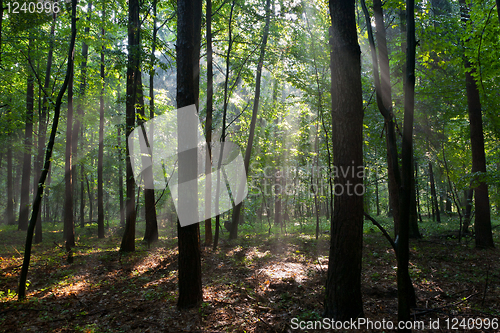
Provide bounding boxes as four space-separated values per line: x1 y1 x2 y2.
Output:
230 0 272 239
429 162 440 223
64 43 75 247
19 37 34 231
204 0 213 247
415 160 423 223
6 144 14 225
97 9 105 239
34 15 56 243
18 0 77 299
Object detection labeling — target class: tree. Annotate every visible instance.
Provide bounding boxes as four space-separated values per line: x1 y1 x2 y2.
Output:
460 0 494 248
396 0 417 323
143 0 159 245
120 0 141 252
97 6 105 239
204 0 213 247
176 0 203 308
230 0 272 239
324 0 364 320
18 0 78 299
19 38 34 232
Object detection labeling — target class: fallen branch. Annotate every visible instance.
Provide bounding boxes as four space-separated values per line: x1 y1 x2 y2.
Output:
364 211 396 251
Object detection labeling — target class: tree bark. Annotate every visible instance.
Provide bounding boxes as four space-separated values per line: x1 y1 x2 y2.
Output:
429 162 441 222
18 0 77 299
397 0 416 324
176 0 203 309
324 0 364 320
143 0 159 244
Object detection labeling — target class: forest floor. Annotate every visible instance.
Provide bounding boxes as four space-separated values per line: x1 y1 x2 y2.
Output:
0 215 499 332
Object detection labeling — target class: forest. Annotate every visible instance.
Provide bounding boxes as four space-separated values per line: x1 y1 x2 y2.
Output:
0 0 499 331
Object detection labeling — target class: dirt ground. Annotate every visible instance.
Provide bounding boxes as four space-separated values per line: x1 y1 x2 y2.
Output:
0 220 499 332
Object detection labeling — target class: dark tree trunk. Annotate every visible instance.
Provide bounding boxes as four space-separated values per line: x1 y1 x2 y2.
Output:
397 0 417 324
120 0 141 252
19 38 34 232
143 0 159 245
176 0 203 309
463 188 473 233
204 0 213 247
230 0 272 239
409 158 421 238
18 0 77 299
459 1 493 248
324 0 364 320
97 11 105 239
415 161 423 223
429 162 440 222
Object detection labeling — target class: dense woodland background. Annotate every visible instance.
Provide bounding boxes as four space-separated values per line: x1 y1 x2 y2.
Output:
0 0 500 331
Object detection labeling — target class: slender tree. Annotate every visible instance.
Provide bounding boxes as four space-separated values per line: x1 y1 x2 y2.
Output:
18 0 78 299
459 0 494 248
204 0 213 246
19 37 34 231
324 0 364 320
97 6 105 239
230 0 272 239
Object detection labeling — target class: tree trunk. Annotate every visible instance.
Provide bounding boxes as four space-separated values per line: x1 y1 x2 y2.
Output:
462 189 473 233
6 144 14 225
324 0 364 320
97 10 105 239
64 45 76 248
397 0 417 324
19 37 34 232
230 0 272 239
415 160 423 222
120 0 142 252
429 162 440 222
204 0 213 246
176 0 203 309
361 0 401 237
34 17 56 243
459 0 494 248
18 0 77 299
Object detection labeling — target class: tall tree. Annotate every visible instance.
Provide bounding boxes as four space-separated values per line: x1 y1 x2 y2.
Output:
19 37 34 231
64 38 76 247
229 0 272 239
18 0 78 299
204 0 213 247
143 0 159 244
459 0 494 248
176 0 203 308
34 15 57 243
97 6 105 239
397 0 417 323
120 0 141 252
324 0 364 320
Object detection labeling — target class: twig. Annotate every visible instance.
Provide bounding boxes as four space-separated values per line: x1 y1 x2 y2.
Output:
412 293 479 316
